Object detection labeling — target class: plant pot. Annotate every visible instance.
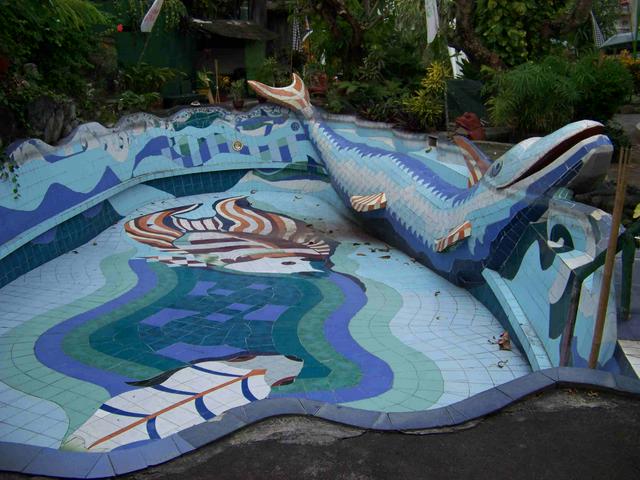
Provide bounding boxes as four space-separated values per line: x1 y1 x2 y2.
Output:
232 99 245 109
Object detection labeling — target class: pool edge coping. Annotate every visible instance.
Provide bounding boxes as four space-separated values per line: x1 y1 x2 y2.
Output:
0 367 638 478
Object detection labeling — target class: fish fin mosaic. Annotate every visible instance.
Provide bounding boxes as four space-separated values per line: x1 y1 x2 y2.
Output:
435 220 472 253
350 193 387 212
452 135 492 187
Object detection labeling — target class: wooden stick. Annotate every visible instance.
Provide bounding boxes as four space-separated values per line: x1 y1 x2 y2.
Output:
214 59 221 103
588 147 630 368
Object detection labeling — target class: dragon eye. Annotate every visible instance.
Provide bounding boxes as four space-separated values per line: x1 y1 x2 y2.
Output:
490 161 502 177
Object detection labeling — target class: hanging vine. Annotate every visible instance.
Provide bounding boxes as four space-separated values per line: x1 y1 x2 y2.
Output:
0 152 20 199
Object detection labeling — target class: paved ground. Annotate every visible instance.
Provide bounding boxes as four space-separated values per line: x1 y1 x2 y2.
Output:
1 388 638 480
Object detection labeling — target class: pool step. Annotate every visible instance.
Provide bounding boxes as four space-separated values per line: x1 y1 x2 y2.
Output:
483 269 553 371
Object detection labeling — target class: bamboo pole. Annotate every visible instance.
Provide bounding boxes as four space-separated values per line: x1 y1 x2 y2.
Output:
214 59 221 103
588 147 630 368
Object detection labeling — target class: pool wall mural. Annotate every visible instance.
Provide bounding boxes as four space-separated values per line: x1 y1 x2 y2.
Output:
0 88 636 476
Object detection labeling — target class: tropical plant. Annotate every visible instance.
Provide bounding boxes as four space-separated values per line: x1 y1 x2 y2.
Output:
121 63 180 93
117 91 161 111
196 69 214 89
255 57 277 85
403 61 452 130
0 0 108 144
572 54 634 122
486 54 633 135
0 151 20 199
357 47 386 82
617 50 640 94
485 58 578 134
229 79 245 101
447 0 614 69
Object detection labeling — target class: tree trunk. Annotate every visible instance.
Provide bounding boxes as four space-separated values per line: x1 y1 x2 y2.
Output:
452 0 595 69
452 0 505 69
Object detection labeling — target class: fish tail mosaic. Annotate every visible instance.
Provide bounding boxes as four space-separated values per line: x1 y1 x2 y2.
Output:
0 80 634 475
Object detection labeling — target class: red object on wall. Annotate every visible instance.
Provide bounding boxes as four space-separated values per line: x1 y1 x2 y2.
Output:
455 112 486 141
117 24 124 32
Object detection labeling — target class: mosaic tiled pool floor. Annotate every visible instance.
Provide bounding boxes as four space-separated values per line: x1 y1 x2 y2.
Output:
0 174 530 452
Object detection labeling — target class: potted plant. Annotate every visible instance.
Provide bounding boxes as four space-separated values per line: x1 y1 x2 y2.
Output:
196 69 215 104
230 79 245 109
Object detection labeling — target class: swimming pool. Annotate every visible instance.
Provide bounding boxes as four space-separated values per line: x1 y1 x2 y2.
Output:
0 104 632 477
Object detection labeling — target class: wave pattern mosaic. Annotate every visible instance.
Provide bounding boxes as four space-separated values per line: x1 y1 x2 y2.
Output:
0 174 529 452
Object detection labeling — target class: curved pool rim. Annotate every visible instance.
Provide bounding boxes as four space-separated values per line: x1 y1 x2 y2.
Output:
2 368 639 478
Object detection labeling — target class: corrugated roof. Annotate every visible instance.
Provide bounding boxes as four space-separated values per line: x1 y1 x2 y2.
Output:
191 19 279 41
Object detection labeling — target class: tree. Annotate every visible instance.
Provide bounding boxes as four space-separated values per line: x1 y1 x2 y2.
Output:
448 0 595 69
299 0 392 71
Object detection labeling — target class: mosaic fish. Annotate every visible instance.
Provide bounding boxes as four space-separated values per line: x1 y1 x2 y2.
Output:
248 75 613 284
63 354 303 452
125 196 331 273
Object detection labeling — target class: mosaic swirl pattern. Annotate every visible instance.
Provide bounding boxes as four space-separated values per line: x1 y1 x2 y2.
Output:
0 174 529 451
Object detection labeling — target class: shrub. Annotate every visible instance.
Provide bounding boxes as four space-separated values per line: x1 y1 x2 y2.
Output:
327 79 409 123
254 57 289 87
572 54 633 122
403 61 451 130
0 1 108 144
485 58 578 134
486 54 633 135
618 50 640 93
117 91 161 112
121 63 181 94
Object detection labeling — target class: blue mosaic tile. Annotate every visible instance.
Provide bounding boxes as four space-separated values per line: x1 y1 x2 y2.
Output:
0 103 629 478
556 367 617 389
614 374 640 395
86 454 116 479
496 371 556 401
240 398 306 424
179 413 247 449
108 447 149 476
448 388 512 421
23 449 103 478
387 407 453 431
316 404 387 429
0 442 42 472
140 437 181 467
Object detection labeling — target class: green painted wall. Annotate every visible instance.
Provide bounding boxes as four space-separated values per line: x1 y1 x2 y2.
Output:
116 31 197 95
245 41 266 80
93 0 196 96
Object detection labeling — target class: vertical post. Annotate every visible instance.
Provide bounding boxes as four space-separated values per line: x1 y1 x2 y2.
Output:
214 59 221 103
620 233 636 320
588 148 630 368
633 1 639 59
